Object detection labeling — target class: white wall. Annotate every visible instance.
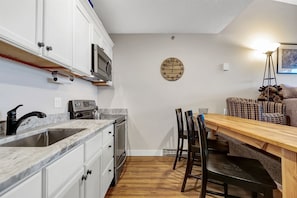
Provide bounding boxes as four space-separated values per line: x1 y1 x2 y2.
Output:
0 58 98 120
97 0 297 156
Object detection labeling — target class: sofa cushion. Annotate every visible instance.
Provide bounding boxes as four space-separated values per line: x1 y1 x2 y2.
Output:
262 113 286 124
280 84 297 99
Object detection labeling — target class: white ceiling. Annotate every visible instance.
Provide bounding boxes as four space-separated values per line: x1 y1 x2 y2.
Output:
92 0 253 34
92 0 297 34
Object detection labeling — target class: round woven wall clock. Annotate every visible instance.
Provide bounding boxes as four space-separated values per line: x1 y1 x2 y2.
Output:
160 57 184 81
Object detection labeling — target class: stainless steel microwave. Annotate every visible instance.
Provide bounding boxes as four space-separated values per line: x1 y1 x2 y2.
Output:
91 44 112 81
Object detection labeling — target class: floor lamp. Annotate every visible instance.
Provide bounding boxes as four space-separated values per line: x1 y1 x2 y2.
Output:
259 42 280 101
262 50 277 87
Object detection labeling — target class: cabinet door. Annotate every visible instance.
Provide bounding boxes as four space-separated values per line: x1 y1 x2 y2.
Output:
53 168 84 198
45 145 84 198
102 138 114 171
92 25 103 49
73 0 92 76
84 153 101 198
93 25 113 61
101 159 114 198
43 0 73 67
0 0 42 54
1 172 42 198
101 37 113 61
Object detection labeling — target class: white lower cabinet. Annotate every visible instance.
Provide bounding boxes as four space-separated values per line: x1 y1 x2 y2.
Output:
84 131 102 198
44 145 84 198
101 160 114 198
84 153 101 198
101 125 114 197
1 124 114 198
1 171 42 198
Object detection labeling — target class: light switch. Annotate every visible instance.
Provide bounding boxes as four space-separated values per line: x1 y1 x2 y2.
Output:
222 63 230 71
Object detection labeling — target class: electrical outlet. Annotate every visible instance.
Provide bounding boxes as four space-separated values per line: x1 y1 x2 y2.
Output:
54 97 62 108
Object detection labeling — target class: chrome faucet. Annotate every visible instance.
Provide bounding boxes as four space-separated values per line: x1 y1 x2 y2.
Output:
6 105 47 135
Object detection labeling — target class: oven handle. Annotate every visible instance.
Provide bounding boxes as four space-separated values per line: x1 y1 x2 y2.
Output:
116 153 127 170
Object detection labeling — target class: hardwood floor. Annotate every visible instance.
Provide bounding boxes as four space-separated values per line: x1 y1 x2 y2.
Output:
106 156 282 198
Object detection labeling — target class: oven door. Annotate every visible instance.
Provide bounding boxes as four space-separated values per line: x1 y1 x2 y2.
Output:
115 120 126 164
114 120 127 184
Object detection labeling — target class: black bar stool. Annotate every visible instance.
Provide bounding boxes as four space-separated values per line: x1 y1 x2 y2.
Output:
172 108 188 170
196 114 277 198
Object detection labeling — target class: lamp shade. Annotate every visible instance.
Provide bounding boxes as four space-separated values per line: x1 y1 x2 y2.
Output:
252 41 280 53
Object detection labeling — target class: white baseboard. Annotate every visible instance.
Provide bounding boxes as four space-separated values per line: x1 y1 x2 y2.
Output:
127 149 163 156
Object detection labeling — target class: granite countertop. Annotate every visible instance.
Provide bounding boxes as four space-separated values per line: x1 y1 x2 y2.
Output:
0 119 113 195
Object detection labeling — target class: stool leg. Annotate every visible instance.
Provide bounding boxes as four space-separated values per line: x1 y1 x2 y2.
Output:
181 151 192 192
173 137 181 170
179 137 184 161
223 183 228 198
200 175 207 198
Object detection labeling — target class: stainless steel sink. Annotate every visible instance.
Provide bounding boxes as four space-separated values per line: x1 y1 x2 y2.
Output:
0 128 86 147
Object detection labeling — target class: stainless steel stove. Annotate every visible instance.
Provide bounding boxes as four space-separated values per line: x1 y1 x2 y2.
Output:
68 100 127 185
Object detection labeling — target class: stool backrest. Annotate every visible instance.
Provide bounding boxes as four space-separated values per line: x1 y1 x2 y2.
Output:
196 114 208 171
175 108 184 137
184 110 197 151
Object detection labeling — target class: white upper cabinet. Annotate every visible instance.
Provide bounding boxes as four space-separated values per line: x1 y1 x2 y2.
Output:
0 0 43 55
92 25 112 61
43 0 73 68
79 0 114 60
92 22 113 61
92 25 103 49
73 0 93 76
0 0 73 68
100 34 113 61
0 0 113 83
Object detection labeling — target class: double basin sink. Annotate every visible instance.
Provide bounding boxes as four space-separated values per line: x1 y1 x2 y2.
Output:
0 128 86 147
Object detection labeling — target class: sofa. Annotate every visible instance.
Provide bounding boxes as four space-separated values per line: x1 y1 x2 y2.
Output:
279 84 297 127
226 97 287 125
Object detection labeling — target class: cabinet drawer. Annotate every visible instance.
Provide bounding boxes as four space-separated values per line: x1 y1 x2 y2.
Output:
101 138 113 170
85 132 102 162
101 160 114 198
45 145 84 198
102 125 114 143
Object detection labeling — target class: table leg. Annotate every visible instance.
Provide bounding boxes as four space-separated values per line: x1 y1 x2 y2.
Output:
282 149 297 197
